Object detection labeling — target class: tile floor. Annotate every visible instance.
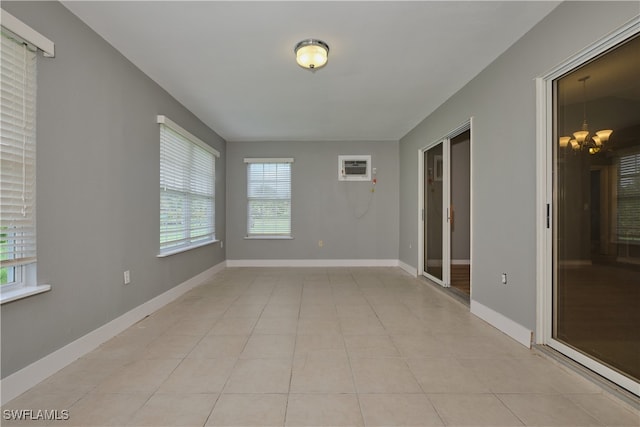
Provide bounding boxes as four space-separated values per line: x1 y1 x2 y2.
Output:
3 267 639 426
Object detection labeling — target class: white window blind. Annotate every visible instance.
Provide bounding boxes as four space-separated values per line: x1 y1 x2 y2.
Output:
245 158 293 237
159 117 217 255
0 32 37 271
617 151 640 243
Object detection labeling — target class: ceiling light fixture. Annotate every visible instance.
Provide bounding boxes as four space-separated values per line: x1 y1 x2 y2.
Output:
294 39 329 70
559 75 613 155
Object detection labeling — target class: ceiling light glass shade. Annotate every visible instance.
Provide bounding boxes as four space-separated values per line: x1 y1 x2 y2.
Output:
573 130 589 144
570 139 580 150
559 136 570 148
295 39 329 70
595 129 613 144
592 135 602 147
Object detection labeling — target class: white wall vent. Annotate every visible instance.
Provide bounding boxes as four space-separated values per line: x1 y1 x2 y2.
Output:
338 155 371 181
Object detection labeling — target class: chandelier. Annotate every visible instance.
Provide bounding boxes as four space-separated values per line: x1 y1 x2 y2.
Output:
559 75 612 154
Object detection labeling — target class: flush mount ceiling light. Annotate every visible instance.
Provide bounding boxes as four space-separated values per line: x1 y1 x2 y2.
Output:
294 39 329 70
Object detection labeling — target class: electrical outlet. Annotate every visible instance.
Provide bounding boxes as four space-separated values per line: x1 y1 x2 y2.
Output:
318 240 324 248
124 270 131 285
220 240 224 248
501 273 507 285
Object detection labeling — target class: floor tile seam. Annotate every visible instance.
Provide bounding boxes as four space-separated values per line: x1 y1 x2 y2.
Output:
426 391 527 427
288 288 302 394
31 388 89 415
360 288 402 339
493 390 639 425
564 394 640 427
120 389 160 426
338 308 367 427
492 392 544 427
218 332 257 395
408 392 447 427
203 291 245 337
176 317 222 360
200 391 222 427
116 357 186 398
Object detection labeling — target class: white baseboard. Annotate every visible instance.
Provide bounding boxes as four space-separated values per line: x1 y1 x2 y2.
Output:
398 260 417 277
226 259 399 268
0 261 226 405
470 299 533 348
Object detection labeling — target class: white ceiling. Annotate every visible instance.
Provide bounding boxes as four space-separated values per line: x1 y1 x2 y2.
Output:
62 1 560 142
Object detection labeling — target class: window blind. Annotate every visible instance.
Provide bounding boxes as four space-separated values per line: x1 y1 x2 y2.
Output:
159 120 216 254
245 158 293 237
617 151 640 243
0 32 37 269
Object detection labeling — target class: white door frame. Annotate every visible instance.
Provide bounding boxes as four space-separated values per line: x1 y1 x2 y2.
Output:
418 120 472 289
535 17 640 396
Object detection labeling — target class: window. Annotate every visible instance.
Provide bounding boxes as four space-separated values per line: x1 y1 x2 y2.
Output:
0 31 36 290
245 158 293 238
0 11 53 303
158 116 219 256
617 151 640 243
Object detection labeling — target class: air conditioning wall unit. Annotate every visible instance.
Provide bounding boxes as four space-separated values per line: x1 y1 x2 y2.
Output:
338 155 371 181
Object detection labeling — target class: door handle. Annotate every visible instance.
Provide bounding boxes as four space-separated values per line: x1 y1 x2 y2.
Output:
449 205 455 231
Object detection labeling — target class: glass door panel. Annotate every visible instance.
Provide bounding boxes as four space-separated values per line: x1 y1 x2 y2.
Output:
554 34 640 383
424 141 450 285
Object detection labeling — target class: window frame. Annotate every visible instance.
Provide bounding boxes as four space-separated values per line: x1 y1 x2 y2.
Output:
244 157 294 240
157 115 220 257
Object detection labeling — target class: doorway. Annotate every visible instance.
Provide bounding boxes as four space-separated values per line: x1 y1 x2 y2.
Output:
420 122 471 299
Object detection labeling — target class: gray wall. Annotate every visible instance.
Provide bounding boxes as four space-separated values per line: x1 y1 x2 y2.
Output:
1 1 226 378
399 1 638 331
226 141 399 261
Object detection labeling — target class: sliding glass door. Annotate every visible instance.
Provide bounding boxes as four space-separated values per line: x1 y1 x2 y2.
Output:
552 33 639 391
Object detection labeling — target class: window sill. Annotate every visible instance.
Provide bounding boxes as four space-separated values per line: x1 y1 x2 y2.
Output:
244 236 294 240
157 239 219 258
0 284 51 305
